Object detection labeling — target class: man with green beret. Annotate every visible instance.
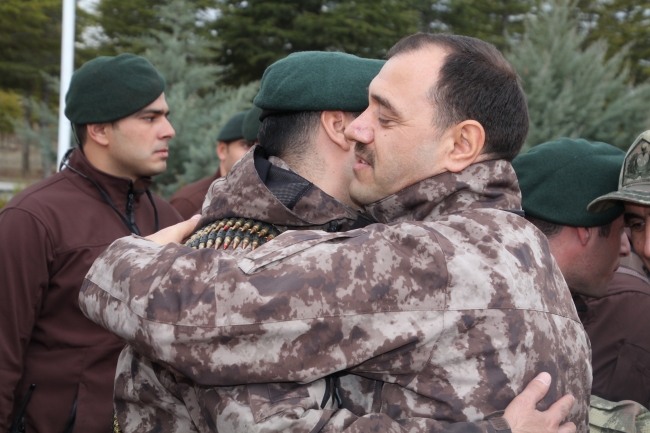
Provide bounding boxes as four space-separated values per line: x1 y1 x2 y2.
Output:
0 53 183 432
513 137 650 427
582 131 650 410
512 137 630 299
169 110 253 219
84 38 585 433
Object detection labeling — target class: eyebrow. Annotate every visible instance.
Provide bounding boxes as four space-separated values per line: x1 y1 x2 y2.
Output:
370 93 402 118
136 108 170 117
624 212 644 220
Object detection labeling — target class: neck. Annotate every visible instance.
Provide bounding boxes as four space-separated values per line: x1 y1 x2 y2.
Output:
83 141 136 182
285 148 361 210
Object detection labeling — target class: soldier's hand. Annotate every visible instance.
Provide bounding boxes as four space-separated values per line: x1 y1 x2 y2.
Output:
503 372 576 433
146 214 201 245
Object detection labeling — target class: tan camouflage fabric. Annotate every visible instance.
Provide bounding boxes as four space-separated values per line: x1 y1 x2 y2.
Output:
589 130 650 212
589 395 650 433
81 159 591 432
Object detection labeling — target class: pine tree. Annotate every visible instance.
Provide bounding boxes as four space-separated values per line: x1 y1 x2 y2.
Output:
578 0 650 85
413 0 537 51
124 0 259 197
508 0 650 152
212 0 418 85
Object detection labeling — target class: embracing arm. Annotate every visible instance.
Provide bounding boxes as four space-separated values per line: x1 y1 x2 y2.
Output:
80 218 447 386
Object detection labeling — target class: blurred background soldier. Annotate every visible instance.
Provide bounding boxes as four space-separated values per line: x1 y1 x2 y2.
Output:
0 54 183 433
513 137 650 430
587 130 650 409
513 138 630 302
169 110 253 219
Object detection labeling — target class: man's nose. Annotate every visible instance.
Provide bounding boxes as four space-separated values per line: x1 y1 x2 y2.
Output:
344 111 373 144
620 233 631 257
161 117 175 139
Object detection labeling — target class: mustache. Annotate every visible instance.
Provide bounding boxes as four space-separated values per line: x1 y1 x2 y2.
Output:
354 142 375 166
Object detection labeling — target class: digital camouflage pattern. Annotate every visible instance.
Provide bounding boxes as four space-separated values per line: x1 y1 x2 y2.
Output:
589 395 650 433
81 159 591 432
112 148 358 432
111 150 515 433
589 130 650 212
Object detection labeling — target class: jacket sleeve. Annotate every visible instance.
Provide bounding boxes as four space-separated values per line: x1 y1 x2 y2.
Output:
0 208 52 429
168 196 200 221
80 224 449 387
114 346 200 433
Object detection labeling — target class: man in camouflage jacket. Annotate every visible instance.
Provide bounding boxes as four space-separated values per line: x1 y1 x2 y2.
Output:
81 35 590 432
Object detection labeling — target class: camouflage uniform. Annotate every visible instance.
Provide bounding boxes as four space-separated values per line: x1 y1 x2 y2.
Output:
589 396 650 433
81 159 592 432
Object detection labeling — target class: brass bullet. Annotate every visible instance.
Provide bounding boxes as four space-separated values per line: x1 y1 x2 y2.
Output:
241 219 254 232
223 229 236 249
232 218 245 230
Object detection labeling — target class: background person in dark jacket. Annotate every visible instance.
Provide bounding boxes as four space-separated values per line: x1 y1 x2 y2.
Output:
0 54 183 433
169 110 253 219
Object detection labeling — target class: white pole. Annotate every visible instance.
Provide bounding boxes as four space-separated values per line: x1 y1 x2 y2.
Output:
57 0 76 169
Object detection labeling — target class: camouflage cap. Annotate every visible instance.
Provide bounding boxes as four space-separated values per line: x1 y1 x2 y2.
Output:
589 131 650 212
253 51 385 117
513 137 625 227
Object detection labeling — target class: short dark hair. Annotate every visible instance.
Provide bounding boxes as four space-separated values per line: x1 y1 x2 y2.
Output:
386 33 529 161
72 123 87 147
526 216 563 239
527 215 614 239
258 111 322 162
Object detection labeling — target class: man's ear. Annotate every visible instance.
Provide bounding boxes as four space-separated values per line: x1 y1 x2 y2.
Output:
444 120 486 173
216 141 228 160
321 111 351 151
576 227 593 246
86 123 111 147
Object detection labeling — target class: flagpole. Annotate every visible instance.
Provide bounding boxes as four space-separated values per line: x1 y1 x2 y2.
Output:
57 0 76 169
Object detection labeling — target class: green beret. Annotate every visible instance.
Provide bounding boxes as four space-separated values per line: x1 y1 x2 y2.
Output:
65 53 166 124
253 51 385 115
217 111 247 142
242 106 262 142
512 137 625 227
589 131 650 212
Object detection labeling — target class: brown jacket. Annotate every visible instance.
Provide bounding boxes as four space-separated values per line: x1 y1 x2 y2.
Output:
0 149 182 433
581 253 650 408
169 171 221 220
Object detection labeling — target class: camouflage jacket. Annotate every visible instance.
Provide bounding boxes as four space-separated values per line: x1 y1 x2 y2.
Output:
82 159 592 432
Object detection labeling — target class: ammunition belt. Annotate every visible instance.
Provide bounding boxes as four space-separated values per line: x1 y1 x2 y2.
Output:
185 217 281 250
112 413 122 433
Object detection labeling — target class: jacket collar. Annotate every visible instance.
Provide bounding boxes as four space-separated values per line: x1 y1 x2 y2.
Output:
200 146 361 231
364 159 522 223
62 148 153 210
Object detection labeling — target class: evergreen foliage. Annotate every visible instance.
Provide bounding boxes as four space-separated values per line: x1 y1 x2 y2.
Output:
0 0 62 94
126 0 258 197
213 0 418 86
578 0 650 85
508 0 650 152
0 90 23 135
414 0 537 51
